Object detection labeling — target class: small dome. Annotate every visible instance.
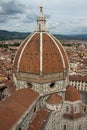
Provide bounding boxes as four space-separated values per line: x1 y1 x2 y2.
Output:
47 94 62 104
65 86 80 102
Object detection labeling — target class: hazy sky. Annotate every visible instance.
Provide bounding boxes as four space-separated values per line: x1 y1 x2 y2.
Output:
0 0 87 34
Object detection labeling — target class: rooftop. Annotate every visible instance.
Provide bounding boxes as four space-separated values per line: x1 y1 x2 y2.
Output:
28 108 49 130
0 88 39 130
65 86 80 102
47 93 62 104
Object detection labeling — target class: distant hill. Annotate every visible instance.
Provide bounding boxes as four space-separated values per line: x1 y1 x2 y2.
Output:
54 34 87 40
0 30 30 40
0 30 87 40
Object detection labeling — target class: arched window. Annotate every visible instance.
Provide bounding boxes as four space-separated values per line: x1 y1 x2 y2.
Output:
64 125 66 130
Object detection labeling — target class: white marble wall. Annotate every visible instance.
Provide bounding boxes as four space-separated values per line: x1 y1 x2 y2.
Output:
32 80 66 96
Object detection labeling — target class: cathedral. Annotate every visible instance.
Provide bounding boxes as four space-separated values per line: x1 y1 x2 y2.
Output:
0 5 87 130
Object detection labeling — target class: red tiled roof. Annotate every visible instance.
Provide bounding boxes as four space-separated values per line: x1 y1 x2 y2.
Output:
28 109 49 130
69 75 87 82
47 93 62 104
65 86 80 102
0 88 39 130
14 32 68 74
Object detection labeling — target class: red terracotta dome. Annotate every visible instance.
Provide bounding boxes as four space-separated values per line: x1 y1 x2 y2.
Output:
65 86 80 102
47 93 62 104
14 32 68 74
13 6 69 83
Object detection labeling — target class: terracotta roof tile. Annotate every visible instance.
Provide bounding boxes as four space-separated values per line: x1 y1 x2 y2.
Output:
28 109 49 130
65 86 80 102
14 34 32 69
47 93 62 104
14 32 68 75
51 34 68 67
43 33 64 73
0 88 39 130
69 75 87 82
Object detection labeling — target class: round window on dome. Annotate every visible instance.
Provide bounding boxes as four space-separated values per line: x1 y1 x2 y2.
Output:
27 83 32 88
50 83 55 88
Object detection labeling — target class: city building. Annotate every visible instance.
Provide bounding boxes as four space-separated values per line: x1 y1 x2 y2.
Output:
0 5 87 130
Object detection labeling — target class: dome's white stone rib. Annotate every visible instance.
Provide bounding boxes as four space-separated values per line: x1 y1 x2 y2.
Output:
17 33 36 72
52 35 69 65
47 32 65 69
40 32 43 74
